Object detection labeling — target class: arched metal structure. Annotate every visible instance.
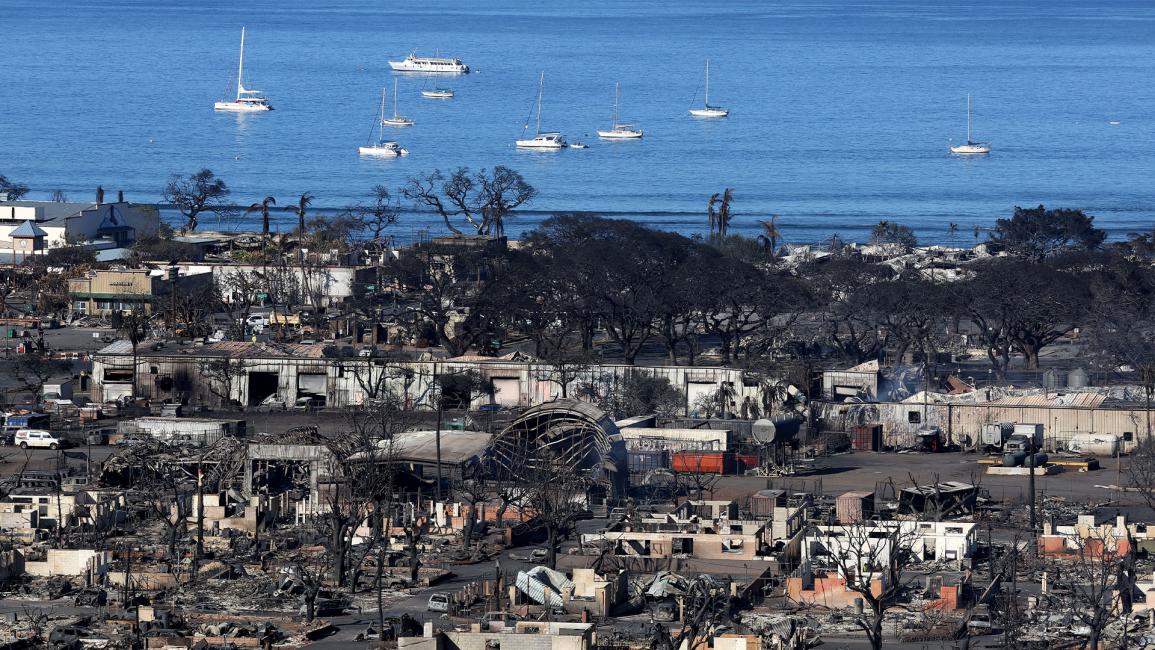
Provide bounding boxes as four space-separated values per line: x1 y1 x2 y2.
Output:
489 399 626 495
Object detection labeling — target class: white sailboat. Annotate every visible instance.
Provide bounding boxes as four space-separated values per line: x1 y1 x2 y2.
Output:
421 88 454 99
516 72 566 149
689 59 727 118
597 82 643 139
950 94 990 155
214 27 273 112
381 80 415 127
359 87 409 157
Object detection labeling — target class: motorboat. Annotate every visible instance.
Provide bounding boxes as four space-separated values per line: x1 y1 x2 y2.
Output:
422 88 454 99
597 82 643 139
950 94 990 155
688 59 728 118
381 79 415 127
214 27 273 112
389 53 469 73
359 88 409 157
516 72 565 149
568 142 588 149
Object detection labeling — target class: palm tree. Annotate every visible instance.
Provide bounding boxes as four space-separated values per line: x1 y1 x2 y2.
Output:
245 196 277 238
707 188 734 238
296 192 314 236
757 215 781 259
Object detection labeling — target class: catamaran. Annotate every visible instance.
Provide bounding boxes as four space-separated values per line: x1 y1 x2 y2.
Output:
359 87 409 157
389 52 469 74
381 79 415 127
516 72 566 150
597 82 643 139
689 59 728 118
950 94 990 155
214 27 273 112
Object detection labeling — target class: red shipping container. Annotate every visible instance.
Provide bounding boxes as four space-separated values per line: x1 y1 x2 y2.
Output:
735 453 761 472
671 451 734 475
850 425 882 451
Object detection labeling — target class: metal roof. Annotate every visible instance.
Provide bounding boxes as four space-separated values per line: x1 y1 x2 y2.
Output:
97 340 326 359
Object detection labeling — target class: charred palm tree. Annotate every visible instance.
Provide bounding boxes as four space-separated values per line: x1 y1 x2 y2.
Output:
707 188 734 238
296 192 314 236
757 215 780 258
245 196 277 239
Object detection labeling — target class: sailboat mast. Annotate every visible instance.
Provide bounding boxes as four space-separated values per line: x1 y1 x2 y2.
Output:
236 27 246 100
613 82 620 126
966 94 972 142
393 80 399 118
379 87 387 138
536 71 544 135
704 59 710 107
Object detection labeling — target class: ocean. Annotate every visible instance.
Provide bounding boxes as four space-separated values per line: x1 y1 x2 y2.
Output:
2 0 1154 244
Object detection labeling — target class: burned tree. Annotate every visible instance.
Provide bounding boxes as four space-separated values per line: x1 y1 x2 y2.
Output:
163 169 232 233
403 166 535 237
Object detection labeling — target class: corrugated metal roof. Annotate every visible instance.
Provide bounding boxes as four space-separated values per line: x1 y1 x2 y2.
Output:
97 340 326 359
988 393 1106 409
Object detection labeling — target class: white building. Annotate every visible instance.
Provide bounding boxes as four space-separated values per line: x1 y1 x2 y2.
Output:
0 200 159 249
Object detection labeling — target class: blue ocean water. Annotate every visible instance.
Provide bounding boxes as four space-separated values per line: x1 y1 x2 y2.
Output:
1 0 1154 244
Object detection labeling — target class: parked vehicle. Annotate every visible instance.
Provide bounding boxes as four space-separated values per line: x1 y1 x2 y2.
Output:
293 396 324 412
14 429 65 449
257 394 288 412
427 593 450 612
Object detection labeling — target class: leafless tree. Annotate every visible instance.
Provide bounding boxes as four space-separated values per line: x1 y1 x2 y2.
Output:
197 358 246 408
524 462 593 569
163 169 232 233
1042 527 1135 650
403 166 536 237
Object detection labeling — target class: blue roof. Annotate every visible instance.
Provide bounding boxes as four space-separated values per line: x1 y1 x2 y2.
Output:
10 220 47 238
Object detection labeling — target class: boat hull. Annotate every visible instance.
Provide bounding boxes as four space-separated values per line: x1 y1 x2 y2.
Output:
689 108 728 118
381 118 415 127
597 129 643 139
214 101 272 112
389 61 469 73
950 144 990 155
358 146 408 157
516 141 565 149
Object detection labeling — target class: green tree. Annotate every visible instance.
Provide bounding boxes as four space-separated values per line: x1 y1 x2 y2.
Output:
163 169 232 233
870 220 917 248
990 205 1106 260
0 175 29 200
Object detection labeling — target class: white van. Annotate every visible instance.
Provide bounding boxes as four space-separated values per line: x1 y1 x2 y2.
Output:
14 429 64 450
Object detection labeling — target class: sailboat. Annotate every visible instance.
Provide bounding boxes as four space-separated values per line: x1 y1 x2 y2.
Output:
689 59 727 118
422 88 454 99
214 28 273 112
597 82 643 139
950 94 990 155
359 87 409 157
381 80 415 127
516 72 566 149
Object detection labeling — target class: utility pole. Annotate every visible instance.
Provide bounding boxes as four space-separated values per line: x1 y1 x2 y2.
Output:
1028 442 1037 555
433 364 443 503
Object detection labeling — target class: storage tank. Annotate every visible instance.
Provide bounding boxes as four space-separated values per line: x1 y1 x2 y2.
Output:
1067 368 1089 389
751 417 803 444
1067 433 1119 457
1002 451 1026 467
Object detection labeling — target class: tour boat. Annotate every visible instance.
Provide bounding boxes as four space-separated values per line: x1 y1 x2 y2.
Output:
950 94 990 155
421 88 454 99
516 72 566 149
689 59 728 118
359 88 409 157
381 80 415 127
389 53 469 74
597 82 643 139
214 27 273 112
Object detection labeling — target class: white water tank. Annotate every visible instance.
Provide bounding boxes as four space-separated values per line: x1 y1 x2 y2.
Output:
1067 432 1119 457
1067 368 1089 389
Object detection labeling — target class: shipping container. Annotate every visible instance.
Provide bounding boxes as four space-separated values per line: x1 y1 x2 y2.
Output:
849 425 882 452
626 449 669 473
671 451 734 475
749 489 787 517
836 491 874 524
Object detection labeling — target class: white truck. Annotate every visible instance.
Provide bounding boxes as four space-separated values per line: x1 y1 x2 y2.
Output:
981 423 1042 454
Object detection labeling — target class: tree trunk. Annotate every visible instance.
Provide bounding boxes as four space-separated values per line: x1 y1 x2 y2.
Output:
1022 346 1040 370
462 503 475 550
304 586 318 623
407 530 421 584
332 522 348 587
547 525 558 569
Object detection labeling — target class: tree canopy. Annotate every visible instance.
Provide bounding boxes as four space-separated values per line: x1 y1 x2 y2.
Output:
989 205 1106 260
